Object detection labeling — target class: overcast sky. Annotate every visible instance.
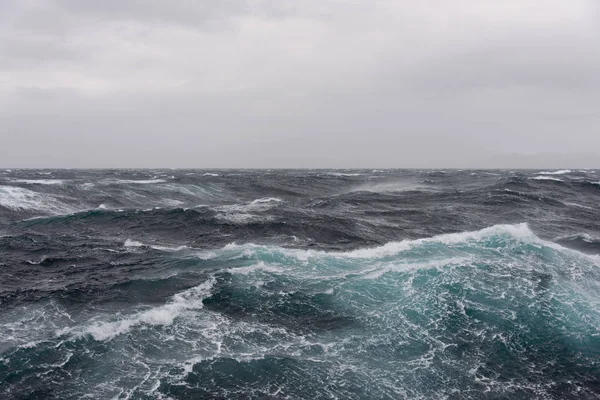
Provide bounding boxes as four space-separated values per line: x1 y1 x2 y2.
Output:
1 0 599 168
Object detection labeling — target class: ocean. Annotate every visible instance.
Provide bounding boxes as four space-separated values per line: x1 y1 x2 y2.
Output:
0 169 599 399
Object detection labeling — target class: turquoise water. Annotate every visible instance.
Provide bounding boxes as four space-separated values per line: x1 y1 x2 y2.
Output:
2 223 599 399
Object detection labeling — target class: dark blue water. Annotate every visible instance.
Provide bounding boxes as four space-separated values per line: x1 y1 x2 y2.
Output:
1 169 599 399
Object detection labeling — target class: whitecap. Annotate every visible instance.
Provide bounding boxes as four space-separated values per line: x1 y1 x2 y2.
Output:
215 213 273 225
553 232 599 243
250 197 282 205
359 257 472 280
227 261 285 275
107 179 166 184
212 198 282 225
124 239 188 252
12 179 64 185
80 183 95 190
124 239 144 248
69 277 216 341
530 176 563 182
195 251 217 260
150 244 189 252
209 223 588 263
327 172 362 177
0 186 73 213
536 170 572 175
214 198 282 214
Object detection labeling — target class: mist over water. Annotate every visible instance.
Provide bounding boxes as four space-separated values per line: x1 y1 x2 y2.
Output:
1 169 600 399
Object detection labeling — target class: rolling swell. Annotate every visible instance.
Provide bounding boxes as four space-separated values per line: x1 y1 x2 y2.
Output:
1 169 600 399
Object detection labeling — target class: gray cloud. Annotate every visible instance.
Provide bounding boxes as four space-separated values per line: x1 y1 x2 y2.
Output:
1 0 599 167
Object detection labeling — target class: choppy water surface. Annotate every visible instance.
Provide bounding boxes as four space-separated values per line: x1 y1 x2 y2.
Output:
1 169 599 399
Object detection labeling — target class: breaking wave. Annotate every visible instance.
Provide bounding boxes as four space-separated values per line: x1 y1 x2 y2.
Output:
536 170 572 175
0 185 73 214
3 169 600 399
530 176 564 182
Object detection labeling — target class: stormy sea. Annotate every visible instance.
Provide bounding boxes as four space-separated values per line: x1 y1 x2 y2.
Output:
1 169 599 400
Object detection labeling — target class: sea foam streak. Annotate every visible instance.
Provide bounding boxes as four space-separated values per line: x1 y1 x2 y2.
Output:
124 239 188 252
106 179 167 184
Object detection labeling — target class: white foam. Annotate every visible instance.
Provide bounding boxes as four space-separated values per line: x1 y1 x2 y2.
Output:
340 223 537 259
195 251 217 260
212 198 282 224
536 170 571 175
72 277 216 341
108 179 166 184
359 257 472 280
349 181 432 193
202 173 219 177
214 223 542 262
564 202 593 210
162 198 185 207
327 172 362 177
502 189 526 195
12 179 64 185
227 261 285 275
215 213 272 224
530 176 563 182
215 198 282 213
150 244 188 252
124 239 188 252
197 223 599 276
554 233 599 243
0 185 72 213
250 197 282 205
124 239 144 248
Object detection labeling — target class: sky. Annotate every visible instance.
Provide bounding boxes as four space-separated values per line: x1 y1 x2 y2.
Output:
1 0 599 168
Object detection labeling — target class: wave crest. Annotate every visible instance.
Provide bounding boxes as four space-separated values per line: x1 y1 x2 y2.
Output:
0 185 73 214
64 277 216 341
536 170 571 175
197 223 554 263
